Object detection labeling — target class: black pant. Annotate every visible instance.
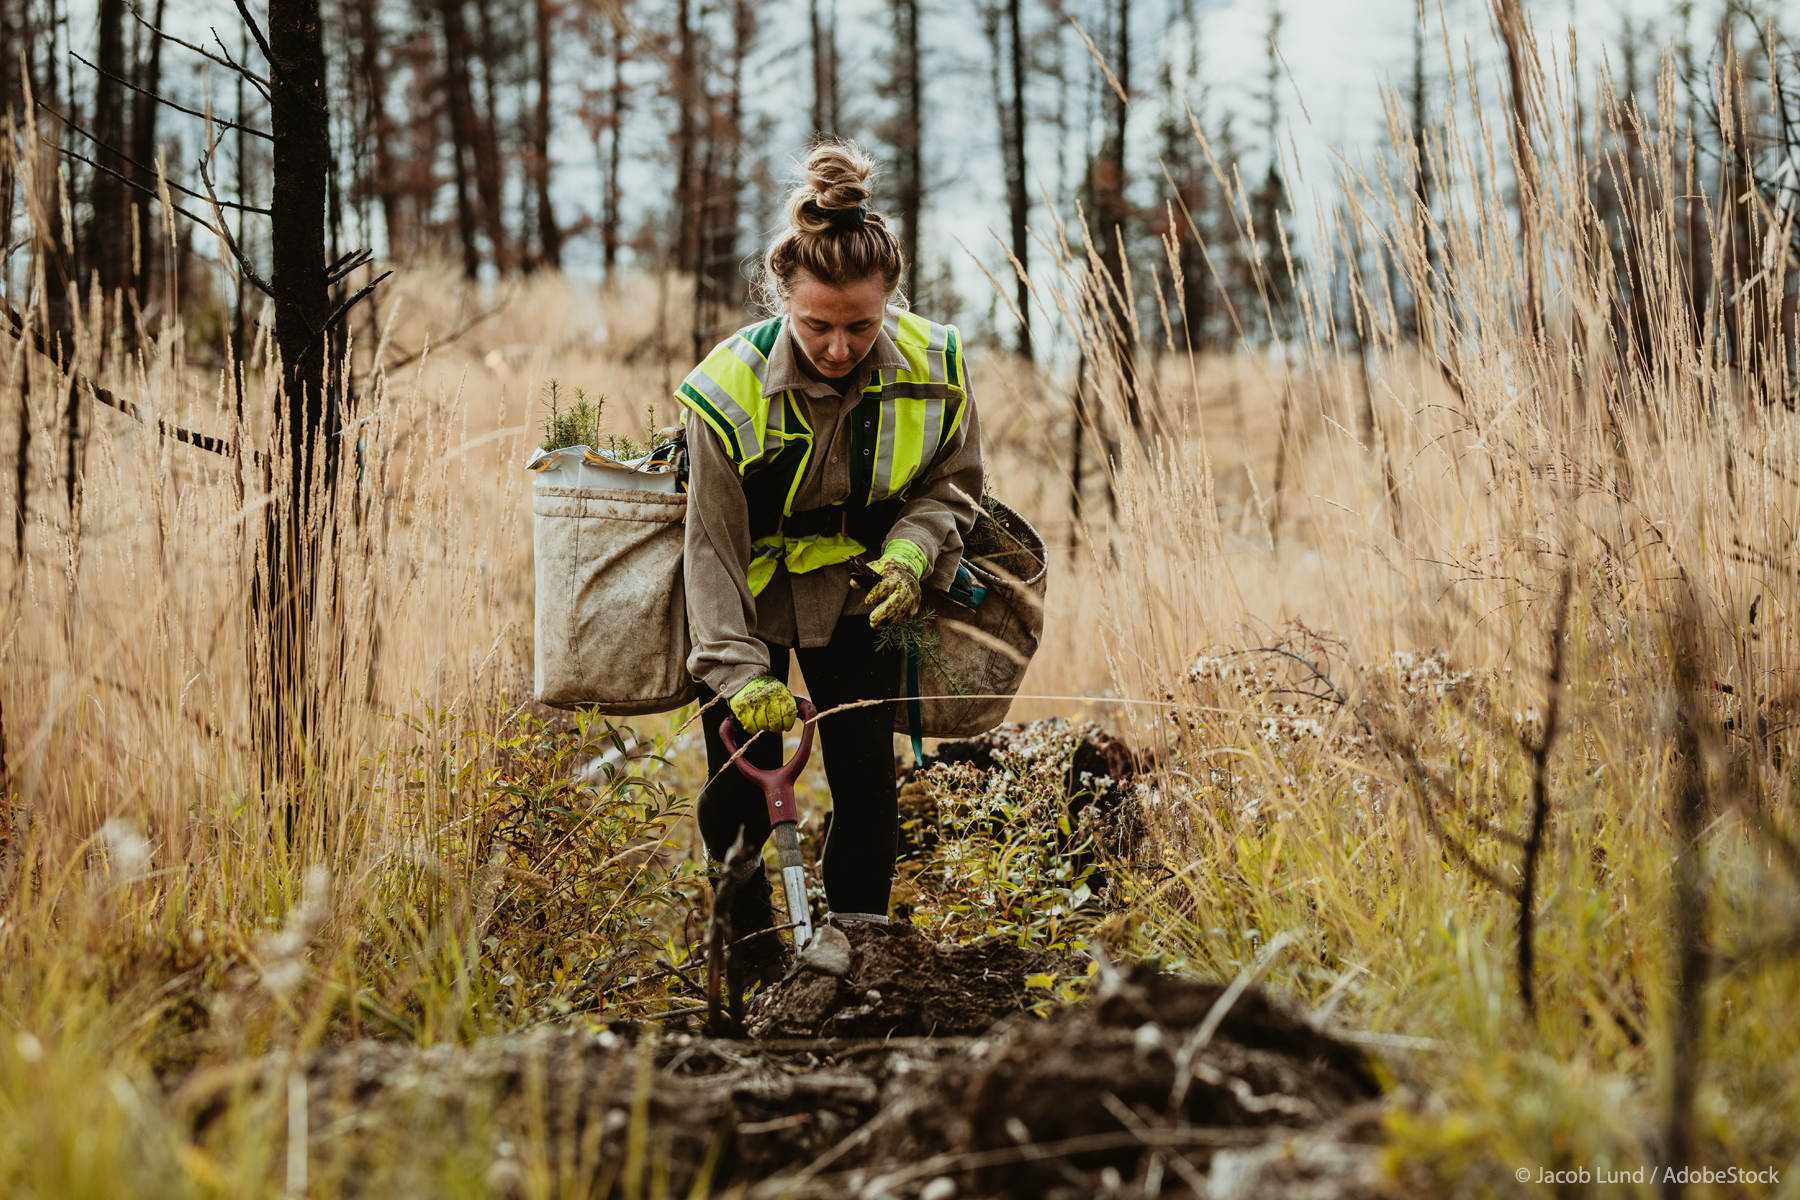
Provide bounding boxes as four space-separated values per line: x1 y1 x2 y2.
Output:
696 616 902 916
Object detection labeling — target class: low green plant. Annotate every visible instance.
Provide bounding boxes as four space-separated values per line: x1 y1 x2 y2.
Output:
893 735 1108 953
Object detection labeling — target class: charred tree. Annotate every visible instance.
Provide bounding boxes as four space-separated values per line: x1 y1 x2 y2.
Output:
1008 0 1036 359
441 0 482 277
87 0 129 305
1407 0 1432 337
599 3 628 280
1090 0 1138 427
128 0 167 312
673 0 703 277
530 0 562 270
810 0 839 137
887 0 922 296
263 0 334 760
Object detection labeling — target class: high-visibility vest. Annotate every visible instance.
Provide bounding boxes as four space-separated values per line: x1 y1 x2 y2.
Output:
676 312 967 595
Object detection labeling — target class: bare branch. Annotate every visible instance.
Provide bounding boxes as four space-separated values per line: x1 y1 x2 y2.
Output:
198 152 276 299
69 50 272 141
126 2 270 90
325 247 374 285
36 134 221 233
36 99 270 213
0 295 258 462
1516 569 1573 1020
207 29 274 106
315 272 394 346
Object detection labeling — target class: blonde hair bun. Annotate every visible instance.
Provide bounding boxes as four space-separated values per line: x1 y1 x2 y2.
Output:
762 138 908 305
789 142 876 233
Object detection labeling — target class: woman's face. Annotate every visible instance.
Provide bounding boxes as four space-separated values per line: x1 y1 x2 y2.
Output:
786 271 887 379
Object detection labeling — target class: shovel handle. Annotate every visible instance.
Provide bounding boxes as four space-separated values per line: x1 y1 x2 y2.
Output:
719 697 817 827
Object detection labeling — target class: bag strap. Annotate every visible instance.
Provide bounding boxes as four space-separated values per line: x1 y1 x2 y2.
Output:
905 643 925 768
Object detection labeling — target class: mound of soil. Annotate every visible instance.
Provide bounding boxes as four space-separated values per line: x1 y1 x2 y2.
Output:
194 925 1393 1199
745 922 1075 1039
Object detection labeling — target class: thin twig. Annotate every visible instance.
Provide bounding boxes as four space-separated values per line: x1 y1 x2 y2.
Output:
69 51 272 141
35 135 220 231
36 99 269 212
313 271 393 347
0 295 257 462
198 152 275 299
126 2 270 90
1516 569 1572 1019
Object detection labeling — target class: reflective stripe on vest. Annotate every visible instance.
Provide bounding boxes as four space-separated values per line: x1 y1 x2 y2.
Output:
745 532 866 597
676 313 966 587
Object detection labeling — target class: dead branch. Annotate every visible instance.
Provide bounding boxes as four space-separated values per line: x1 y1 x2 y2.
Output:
32 135 220 234
69 50 272 141
1516 569 1572 1019
0 296 257 462
126 2 270 93
36 99 269 213
197 152 276 300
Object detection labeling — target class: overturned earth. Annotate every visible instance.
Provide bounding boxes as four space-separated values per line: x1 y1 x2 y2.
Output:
187 923 1395 1198
175 723 1399 1197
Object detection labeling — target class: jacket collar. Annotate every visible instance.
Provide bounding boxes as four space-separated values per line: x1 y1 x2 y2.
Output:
763 314 909 400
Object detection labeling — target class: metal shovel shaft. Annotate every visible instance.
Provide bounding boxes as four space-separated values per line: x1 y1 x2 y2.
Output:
718 699 818 951
772 823 813 950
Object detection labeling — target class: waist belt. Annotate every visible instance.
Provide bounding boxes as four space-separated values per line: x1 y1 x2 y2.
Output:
780 506 850 538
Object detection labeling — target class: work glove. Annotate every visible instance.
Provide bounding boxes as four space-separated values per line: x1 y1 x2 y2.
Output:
867 540 926 629
729 675 798 734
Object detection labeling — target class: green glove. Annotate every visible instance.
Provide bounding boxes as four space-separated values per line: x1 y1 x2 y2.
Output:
729 675 798 734
867 540 926 629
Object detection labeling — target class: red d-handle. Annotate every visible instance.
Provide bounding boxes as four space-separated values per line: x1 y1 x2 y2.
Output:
719 697 817 827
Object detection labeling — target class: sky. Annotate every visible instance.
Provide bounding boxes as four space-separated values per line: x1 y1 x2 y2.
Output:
58 0 1713 340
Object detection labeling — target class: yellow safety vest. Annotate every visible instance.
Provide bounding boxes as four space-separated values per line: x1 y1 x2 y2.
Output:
676 312 967 595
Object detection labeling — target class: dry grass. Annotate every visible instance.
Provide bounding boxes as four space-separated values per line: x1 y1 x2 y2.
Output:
6 33 1800 1199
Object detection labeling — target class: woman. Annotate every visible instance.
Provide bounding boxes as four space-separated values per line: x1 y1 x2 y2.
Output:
675 140 983 982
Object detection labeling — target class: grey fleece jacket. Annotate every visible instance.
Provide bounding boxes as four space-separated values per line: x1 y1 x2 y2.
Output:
682 316 984 698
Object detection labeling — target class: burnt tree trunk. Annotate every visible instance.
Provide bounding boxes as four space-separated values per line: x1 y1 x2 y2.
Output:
1094 0 1138 428
889 0 922 296
531 0 562 270
1408 0 1432 337
88 0 129 305
128 0 166 312
470 0 509 268
674 0 698 274
441 0 481 277
601 6 626 279
810 0 838 136
1006 0 1030 359
266 0 333 755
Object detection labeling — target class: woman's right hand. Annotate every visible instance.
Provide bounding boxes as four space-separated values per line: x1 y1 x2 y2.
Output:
729 675 799 734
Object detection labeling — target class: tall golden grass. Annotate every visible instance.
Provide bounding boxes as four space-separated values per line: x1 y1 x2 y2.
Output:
4 24 1800 1195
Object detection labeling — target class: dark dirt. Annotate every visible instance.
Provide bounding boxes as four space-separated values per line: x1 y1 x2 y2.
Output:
745 922 1075 1039
198 931 1393 1199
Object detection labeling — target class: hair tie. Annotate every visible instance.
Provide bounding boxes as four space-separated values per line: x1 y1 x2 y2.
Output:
803 199 869 232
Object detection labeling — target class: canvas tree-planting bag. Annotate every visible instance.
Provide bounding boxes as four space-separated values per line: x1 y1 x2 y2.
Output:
895 498 1048 739
531 444 697 714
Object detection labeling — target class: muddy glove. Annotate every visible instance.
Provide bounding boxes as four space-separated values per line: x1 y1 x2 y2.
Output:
729 675 798 734
867 540 927 629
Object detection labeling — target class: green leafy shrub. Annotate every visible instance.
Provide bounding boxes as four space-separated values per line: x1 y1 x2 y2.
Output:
893 736 1107 953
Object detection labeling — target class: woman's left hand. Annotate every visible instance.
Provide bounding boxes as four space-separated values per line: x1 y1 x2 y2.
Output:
867 541 926 628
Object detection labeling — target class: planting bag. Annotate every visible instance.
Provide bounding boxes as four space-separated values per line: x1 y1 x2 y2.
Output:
530 444 696 714
896 498 1048 739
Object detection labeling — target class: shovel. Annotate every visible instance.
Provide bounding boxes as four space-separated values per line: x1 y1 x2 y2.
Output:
719 697 817 952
